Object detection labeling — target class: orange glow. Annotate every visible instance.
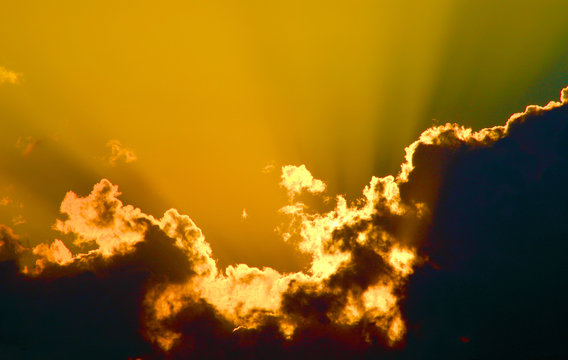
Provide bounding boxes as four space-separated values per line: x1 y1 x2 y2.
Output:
32 239 73 269
20 161 426 349
1 1 568 355
280 164 326 197
389 246 416 276
143 162 426 346
17 88 568 351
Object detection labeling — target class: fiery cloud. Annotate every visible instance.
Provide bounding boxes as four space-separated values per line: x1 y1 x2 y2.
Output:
1 87 568 358
280 164 326 197
39 166 417 352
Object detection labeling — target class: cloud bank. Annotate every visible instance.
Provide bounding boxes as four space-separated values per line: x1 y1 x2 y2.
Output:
1 87 568 359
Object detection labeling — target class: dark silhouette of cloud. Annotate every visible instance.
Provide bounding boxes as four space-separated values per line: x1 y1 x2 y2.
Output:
398 92 568 359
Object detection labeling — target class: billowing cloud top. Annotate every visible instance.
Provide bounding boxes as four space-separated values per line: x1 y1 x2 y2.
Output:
1 87 568 359
280 164 326 197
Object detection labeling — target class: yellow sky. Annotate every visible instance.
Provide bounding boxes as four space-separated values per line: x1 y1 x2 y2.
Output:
1 0 568 271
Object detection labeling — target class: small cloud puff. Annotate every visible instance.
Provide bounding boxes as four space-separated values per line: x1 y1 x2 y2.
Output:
280 164 326 197
106 139 137 166
0 66 21 85
16 136 40 156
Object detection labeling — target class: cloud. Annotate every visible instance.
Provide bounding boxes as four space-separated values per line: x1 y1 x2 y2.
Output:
106 139 137 166
16 136 40 156
280 164 326 197
0 193 25 227
1 87 568 358
262 161 275 173
393 87 568 359
11 215 25 226
0 173 418 357
0 225 25 262
0 66 20 85
0 196 12 207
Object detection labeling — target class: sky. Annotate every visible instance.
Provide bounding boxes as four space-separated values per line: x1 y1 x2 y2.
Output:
1 1 568 359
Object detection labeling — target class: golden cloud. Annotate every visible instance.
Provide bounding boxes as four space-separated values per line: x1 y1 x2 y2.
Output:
280 164 326 197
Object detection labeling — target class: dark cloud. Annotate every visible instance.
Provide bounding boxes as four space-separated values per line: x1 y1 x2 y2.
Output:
1 89 568 359
0 239 154 359
0 225 25 262
0 221 201 359
398 93 568 359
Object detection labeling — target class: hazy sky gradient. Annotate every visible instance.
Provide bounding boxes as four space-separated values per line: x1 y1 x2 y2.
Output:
1 0 568 271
